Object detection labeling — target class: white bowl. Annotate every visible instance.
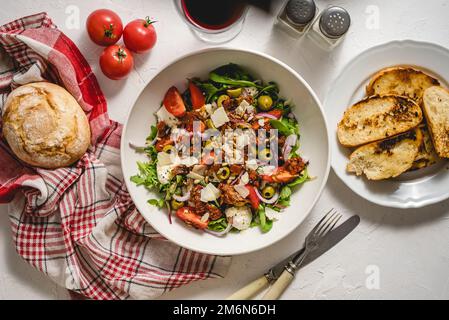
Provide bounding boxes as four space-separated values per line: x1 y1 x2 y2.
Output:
121 48 330 255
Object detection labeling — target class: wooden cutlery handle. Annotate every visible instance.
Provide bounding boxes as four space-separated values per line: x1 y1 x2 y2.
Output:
226 276 269 300
261 270 294 300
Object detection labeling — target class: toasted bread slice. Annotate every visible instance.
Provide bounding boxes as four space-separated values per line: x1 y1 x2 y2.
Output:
347 128 423 180
337 95 423 147
422 86 449 158
366 67 440 101
409 124 438 170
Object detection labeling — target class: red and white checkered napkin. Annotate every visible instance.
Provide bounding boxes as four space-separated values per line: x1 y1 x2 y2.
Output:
0 13 230 300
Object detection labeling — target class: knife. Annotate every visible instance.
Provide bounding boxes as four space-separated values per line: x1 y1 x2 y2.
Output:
226 214 360 300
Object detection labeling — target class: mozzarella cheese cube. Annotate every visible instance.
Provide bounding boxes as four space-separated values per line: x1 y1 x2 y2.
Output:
211 107 230 128
225 206 252 230
156 164 175 184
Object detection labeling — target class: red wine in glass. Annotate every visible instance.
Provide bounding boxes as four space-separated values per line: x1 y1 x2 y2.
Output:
181 0 246 30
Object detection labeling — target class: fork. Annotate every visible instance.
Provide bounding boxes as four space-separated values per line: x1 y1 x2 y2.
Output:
261 208 342 300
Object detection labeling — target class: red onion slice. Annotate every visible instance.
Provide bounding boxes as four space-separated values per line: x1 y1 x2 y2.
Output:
254 188 279 204
230 170 245 185
255 113 278 120
205 222 233 237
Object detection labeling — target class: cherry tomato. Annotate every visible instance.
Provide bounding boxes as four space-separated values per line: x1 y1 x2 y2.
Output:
163 86 186 117
86 9 123 46
123 17 157 54
176 207 208 229
189 82 205 109
99 45 134 80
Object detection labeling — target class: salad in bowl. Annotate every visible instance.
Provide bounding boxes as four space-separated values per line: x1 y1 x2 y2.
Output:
130 63 310 236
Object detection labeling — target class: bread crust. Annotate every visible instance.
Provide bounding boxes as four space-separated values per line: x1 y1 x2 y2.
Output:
337 95 422 147
2 82 91 168
366 66 440 101
422 86 449 158
347 128 423 180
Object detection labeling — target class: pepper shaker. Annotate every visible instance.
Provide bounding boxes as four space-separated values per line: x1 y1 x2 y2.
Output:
276 0 319 38
308 6 351 50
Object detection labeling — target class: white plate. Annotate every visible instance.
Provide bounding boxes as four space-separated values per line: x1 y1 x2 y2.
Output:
325 40 449 209
121 48 330 255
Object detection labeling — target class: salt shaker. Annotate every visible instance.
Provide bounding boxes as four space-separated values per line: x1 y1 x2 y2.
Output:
276 0 319 38
308 6 351 50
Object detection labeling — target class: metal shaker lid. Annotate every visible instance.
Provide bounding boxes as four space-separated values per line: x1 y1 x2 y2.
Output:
319 6 351 39
285 0 316 26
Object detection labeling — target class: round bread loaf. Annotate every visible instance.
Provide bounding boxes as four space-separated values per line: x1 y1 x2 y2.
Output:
2 82 91 169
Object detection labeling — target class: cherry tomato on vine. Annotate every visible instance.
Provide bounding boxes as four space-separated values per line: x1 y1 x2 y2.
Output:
86 9 123 46
99 45 134 80
123 17 157 54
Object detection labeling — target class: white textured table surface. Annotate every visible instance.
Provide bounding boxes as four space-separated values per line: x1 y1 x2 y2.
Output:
1 0 449 300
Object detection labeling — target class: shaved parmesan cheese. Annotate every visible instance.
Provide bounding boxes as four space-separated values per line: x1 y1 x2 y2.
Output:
156 105 179 128
240 172 249 185
200 183 221 202
187 171 204 180
234 185 249 198
157 152 173 166
178 156 199 167
265 207 281 221
211 107 230 128
246 159 259 170
258 165 276 175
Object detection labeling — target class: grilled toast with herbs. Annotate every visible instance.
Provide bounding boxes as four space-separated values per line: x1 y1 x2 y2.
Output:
366 67 440 101
347 128 423 180
422 86 449 158
410 124 439 170
337 95 423 147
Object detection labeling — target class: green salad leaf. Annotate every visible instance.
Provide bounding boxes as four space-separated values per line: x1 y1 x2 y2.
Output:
269 118 299 136
288 168 309 187
258 204 273 233
209 63 261 88
148 198 165 208
192 80 223 103
208 217 228 231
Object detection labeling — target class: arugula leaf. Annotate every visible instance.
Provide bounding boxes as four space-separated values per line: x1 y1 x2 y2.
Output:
209 63 261 88
144 144 157 161
147 125 158 141
192 80 222 103
256 82 279 99
288 169 309 187
131 161 162 190
208 217 228 231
